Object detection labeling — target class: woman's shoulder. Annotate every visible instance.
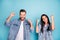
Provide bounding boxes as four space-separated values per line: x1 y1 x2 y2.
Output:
38 23 41 28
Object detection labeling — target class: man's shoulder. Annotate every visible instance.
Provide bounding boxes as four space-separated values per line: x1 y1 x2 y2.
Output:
13 19 18 21
24 19 30 25
11 18 19 23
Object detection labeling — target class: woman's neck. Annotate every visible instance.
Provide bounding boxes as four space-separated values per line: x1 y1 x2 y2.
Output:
45 23 48 27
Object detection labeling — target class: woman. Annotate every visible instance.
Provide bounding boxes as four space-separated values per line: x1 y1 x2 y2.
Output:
36 14 55 40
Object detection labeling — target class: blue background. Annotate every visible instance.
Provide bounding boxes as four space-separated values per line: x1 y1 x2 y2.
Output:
0 0 60 40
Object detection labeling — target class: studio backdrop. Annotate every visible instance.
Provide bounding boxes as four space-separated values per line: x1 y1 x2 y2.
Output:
0 0 60 40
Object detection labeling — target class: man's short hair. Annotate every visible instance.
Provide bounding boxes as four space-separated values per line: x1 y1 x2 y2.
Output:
19 9 26 14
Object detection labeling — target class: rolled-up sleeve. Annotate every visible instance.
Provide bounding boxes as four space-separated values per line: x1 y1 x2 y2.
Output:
38 24 41 33
4 21 11 27
4 19 17 27
30 27 34 32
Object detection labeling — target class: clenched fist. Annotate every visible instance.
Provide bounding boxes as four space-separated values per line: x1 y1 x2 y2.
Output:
10 12 15 17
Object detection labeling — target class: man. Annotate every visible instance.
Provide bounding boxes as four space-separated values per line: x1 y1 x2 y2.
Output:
5 9 34 40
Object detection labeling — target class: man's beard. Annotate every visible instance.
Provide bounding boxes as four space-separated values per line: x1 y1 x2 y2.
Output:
20 17 25 21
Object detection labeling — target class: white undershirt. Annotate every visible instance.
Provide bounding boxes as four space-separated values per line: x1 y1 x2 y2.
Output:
15 21 24 40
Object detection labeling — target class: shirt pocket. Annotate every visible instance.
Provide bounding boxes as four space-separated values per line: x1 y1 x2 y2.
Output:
25 24 30 32
11 23 19 31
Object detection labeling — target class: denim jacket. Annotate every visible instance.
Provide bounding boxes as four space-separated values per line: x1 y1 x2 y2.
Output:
5 18 33 40
38 24 53 40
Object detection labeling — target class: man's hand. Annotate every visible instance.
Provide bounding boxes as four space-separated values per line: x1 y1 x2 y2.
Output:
28 19 34 30
28 19 32 25
6 12 15 23
10 12 15 17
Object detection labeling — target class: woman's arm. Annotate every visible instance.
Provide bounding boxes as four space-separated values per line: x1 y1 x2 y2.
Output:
51 15 55 30
36 19 39 33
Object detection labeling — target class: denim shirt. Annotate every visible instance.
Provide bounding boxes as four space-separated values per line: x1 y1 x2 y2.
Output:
5 19 33 40
38 24 53 40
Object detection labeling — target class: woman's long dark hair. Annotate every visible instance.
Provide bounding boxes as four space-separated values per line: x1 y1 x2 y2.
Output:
40 14 51 33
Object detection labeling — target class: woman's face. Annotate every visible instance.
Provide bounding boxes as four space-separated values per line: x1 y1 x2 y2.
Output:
42 16 48 23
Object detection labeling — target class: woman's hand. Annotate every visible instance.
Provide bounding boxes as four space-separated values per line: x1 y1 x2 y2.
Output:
51 15 55 30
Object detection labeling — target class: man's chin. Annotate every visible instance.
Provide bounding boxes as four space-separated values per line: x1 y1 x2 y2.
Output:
21 18 25 21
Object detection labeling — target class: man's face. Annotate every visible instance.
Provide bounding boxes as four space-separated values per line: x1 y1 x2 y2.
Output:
20 12 26 21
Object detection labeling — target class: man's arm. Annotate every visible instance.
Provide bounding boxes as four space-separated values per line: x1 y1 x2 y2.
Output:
27 19 34 31
6 12 15 23
5 12 15 27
